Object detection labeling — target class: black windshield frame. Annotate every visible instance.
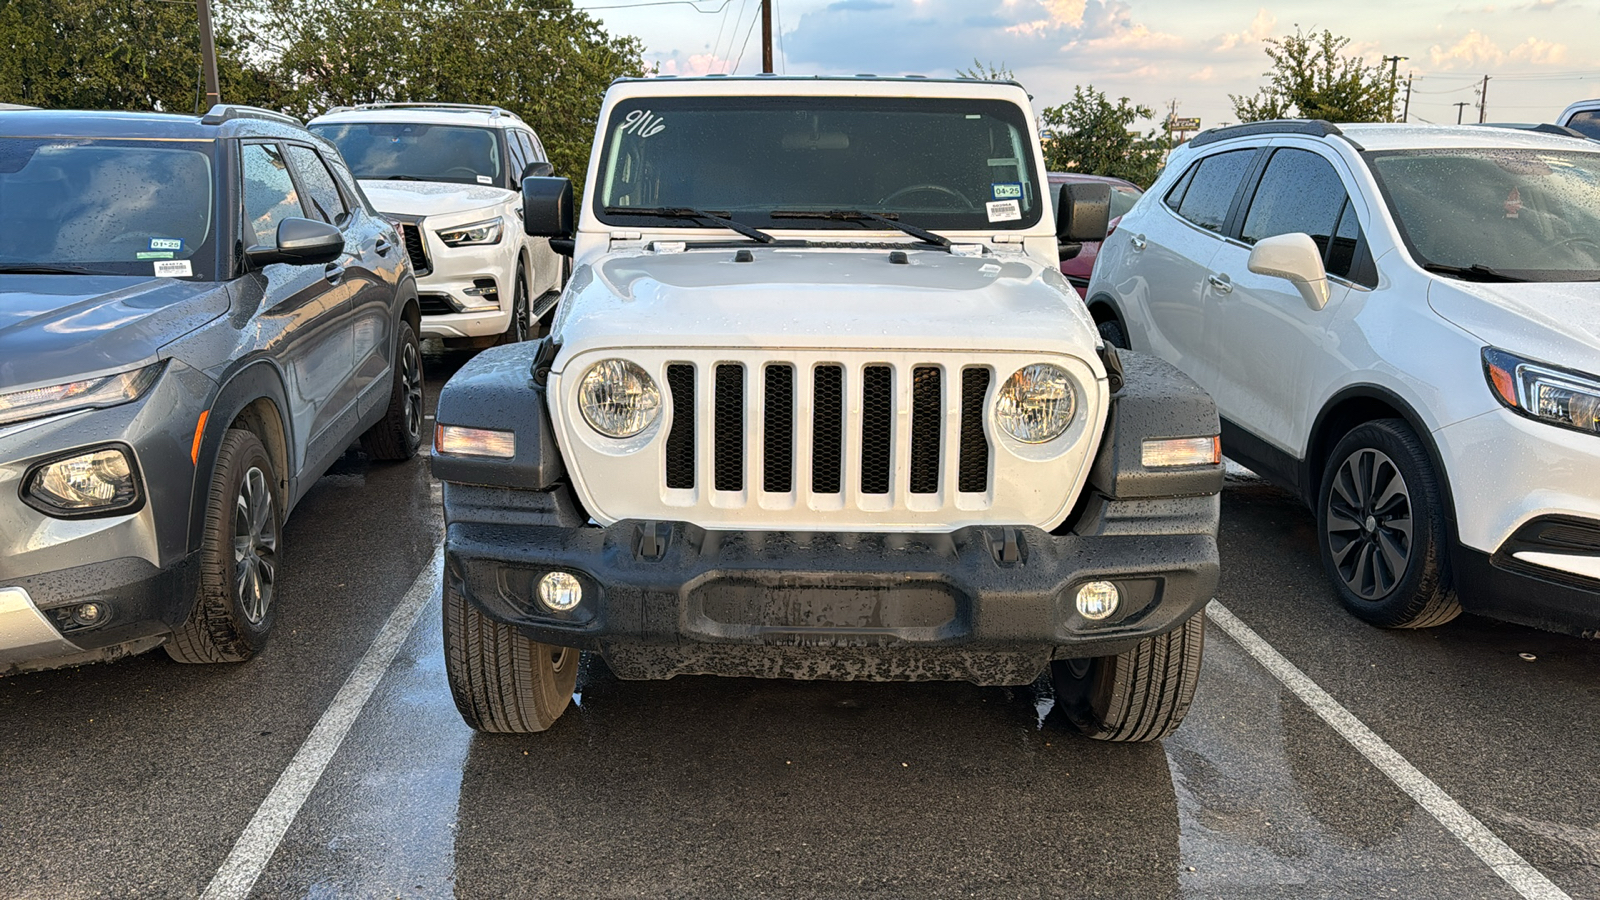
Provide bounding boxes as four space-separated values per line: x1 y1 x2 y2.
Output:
593 95 1044 234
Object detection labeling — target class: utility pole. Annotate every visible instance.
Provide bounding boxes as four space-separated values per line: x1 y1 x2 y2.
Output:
761 0 773 74
1401 72 1413 123
1454 101 1470 124
1478 74 1490 123
1382 55 1408 122
196 0 221 107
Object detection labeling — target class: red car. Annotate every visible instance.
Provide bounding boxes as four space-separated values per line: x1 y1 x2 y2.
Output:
1048 172 1143 297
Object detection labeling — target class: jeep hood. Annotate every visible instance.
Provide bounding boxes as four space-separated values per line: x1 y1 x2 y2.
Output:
358 179 509 219
0 274 227 390
1428 279 1600 375
553 246 1101 367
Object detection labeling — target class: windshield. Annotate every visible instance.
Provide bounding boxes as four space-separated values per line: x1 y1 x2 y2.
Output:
310 123 504 187
595 96 1043 232
0 138 216 277
1367 147 1600 281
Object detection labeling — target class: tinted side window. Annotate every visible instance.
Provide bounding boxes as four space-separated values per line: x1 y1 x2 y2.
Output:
241 142 304 246
1326 201 1362 280
322 154 374 214
1241 149 1347 250
527 131 548 163
1564 110 1600 141
506 131 528 177
1175 150 1253 232
286 145 349 227
1164 165 1196 211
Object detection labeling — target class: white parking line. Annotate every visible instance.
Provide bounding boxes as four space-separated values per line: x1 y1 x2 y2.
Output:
200 547 443 900
1207 600 1572 900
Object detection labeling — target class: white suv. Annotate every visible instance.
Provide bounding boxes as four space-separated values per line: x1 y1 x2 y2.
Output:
1086 120 1600 636
309 103 564 346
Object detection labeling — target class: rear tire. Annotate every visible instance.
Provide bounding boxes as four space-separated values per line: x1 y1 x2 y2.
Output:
166 429 280 664
1317 419 1460 628
443 577 577 733
1051 611 1205 742
360 320 424 461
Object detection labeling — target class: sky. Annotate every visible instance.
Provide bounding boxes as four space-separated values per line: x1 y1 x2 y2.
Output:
582 0 1600 131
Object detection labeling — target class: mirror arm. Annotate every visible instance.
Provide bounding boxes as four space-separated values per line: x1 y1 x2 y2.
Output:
1058 241 1083 262
550 238 575 257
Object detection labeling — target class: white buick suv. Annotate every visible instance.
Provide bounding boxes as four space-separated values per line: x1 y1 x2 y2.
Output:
310 103 564 347
1086 120 1600 637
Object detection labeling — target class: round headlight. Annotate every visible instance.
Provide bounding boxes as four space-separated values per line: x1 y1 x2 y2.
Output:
578 359 661 438
995 363 1077 443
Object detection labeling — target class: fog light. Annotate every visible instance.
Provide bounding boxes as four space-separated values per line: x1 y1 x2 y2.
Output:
537 572 582 611
1075 581 1120 620
72 603 105 627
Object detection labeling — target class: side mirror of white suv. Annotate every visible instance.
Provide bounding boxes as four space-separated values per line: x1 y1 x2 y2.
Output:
1248 232 1331 311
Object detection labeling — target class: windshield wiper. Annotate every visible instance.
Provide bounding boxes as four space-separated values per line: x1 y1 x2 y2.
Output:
769 209 953 250
385 174 423 181
602 206 775 244
0 264 97 275
1421 262 1528 283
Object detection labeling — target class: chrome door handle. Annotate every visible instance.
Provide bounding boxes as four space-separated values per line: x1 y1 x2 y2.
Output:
374 236 393 257
1207 273 1233 294
324 262 346 284
1130 233 1147 251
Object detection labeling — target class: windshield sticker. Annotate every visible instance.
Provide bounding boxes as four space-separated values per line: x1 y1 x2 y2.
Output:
987 157 1020 168
149 238 183 251
1504 187 1522 219
154 259 192 278
992 182 1023 201
477 175 492 185
136 251 175 260
620 109 667 138
986 199 1022 223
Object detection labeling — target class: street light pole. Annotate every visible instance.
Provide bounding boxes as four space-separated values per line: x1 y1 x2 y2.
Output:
196 0 221 108
761 0 773 74
1382 55 1408 122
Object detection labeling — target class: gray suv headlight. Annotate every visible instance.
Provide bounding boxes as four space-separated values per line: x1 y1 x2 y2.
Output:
25 445 142 516
578 359 661 438
1484 348 1600 436
0 362 164 427
995 363 1077 443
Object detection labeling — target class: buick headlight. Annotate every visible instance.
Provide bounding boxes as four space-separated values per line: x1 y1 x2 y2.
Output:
0 362 164 427
437 217 504 247
26 446 141 515
1484 348 1600 436
995 363 1076 443
578 359 661 438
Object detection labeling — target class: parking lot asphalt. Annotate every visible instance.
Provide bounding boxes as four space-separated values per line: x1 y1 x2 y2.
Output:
2 345 1596 900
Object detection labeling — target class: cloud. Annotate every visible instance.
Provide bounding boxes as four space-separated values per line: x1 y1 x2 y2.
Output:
651 51 734 76
1215 8 1276 52
1189 66 1216 82
1427 29 1568 68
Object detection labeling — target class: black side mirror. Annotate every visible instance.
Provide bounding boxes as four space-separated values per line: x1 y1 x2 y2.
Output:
246 217 344 268
521 160 554 180
522 176 573 238
1056 182 1112 261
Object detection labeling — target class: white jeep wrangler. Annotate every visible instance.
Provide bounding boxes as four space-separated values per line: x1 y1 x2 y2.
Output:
430 76 1223 741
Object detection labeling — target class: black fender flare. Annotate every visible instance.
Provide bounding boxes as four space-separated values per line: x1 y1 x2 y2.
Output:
1085 291 1127 330
185 359 296 555
1303 383 1458 528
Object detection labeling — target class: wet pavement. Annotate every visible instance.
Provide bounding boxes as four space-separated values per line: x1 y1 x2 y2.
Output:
2 345 1597 899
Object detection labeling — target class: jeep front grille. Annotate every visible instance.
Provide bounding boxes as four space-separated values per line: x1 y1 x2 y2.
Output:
663 359 990 498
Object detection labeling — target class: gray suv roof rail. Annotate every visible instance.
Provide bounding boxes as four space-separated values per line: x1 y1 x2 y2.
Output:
323 102 518 119
200 104 302 127
1189 119 1343 148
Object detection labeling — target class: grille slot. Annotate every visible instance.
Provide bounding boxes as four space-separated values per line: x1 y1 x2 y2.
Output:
665 364 695 490
714 364 744 492
418 294 453 316
812 365 844 494
860 366 893 495
763 365 794 493
959 368 991 493
910 367 942 494
398 223 431 275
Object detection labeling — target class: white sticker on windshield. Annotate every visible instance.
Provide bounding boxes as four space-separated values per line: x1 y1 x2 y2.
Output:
154 259 192 278
477 175 492 184
986 199 1022 223
150 238 183 251
620 109 667 138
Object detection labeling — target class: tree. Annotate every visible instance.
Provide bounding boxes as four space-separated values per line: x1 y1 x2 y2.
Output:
956 60 1014 81
1230 28 1397 123
1038 85 1168 188
222 0 646 190
0 0 268 112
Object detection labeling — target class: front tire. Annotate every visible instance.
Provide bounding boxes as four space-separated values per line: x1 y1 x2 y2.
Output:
166 429 281 664
1051 611 1205 742
443 578 577 732
1097 317 1129 350
361 320 424 461
497 262 530 346
1317 419 1460 628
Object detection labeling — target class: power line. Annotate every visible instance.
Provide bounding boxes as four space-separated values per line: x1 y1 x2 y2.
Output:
729 0 761 74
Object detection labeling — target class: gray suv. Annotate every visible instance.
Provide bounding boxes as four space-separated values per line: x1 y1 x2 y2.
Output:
0 105 423 674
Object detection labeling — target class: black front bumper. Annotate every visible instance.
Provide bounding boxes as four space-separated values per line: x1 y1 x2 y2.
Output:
446 498 1219 685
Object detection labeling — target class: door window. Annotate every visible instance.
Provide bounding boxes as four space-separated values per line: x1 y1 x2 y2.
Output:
241 142 306 246
1241 148 1371 284
506 131 529 179
286 145 350 227
1172 150 1254 233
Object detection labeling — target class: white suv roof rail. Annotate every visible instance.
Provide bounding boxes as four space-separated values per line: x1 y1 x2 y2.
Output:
323 102 520 121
